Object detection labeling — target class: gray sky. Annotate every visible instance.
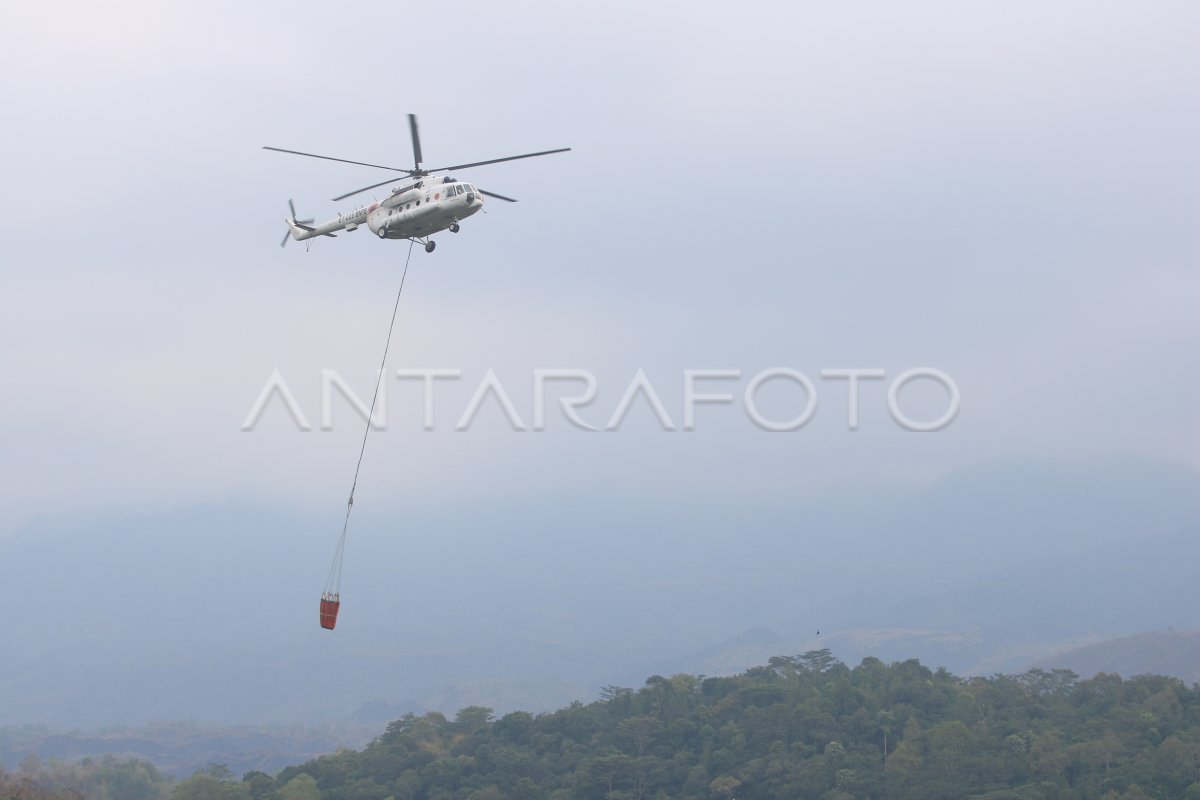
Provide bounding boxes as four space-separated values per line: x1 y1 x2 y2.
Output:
0 0 1197 531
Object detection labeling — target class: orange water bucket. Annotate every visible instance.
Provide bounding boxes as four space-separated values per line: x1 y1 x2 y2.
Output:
320 593 341 630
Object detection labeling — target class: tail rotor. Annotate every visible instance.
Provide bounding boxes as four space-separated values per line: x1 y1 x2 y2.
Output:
280 198 315 248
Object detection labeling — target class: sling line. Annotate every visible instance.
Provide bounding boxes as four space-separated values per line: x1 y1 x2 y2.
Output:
321 239 416 629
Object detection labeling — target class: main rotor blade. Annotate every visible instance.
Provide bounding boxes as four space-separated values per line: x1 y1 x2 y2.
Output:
280 228 291 248
479 189 518 202
288 198 297 220
264 146 414 174
425 147 571 173
408 114 423 170
331 176 407 202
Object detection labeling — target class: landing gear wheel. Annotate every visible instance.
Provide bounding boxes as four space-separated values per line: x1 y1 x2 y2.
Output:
449 223 460 233
424 240 436 253
377 228 387 239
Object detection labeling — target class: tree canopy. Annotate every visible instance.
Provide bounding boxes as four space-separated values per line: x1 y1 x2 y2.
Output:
267 652 1200 800
7 653 1199 800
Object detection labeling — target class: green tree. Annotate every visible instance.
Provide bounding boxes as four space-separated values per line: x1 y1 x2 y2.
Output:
172 774 250 800
455 706 495 734
709 775 740 798
885 717 924 783
241 771 274 800
926 720 972 776
585 748 630 798
798 649 838 674
278 774 321 800
617 716 661 758
1028 732 1068 780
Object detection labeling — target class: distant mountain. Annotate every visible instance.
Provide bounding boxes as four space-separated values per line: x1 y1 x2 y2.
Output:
1 458 1196 729
0 722 377 777
1036 628 1200 684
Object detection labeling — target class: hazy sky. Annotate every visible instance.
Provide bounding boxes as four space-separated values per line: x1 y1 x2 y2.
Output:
1 0 1197 532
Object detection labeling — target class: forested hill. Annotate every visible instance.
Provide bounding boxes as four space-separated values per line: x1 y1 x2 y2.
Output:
7 651 1200 800
256 652 1200 800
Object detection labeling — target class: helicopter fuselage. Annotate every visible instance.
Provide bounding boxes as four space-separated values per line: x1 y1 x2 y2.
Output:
287 177 483 244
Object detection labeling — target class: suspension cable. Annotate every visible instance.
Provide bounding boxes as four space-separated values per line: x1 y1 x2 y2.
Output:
323 239 417 601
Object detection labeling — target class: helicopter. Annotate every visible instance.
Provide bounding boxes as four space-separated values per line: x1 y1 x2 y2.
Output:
265 114 570 253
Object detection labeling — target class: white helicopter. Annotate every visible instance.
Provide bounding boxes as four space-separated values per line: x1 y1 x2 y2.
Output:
266 114 570 253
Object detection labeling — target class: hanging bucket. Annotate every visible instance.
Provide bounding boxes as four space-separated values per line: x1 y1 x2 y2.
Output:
320 593 341 630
